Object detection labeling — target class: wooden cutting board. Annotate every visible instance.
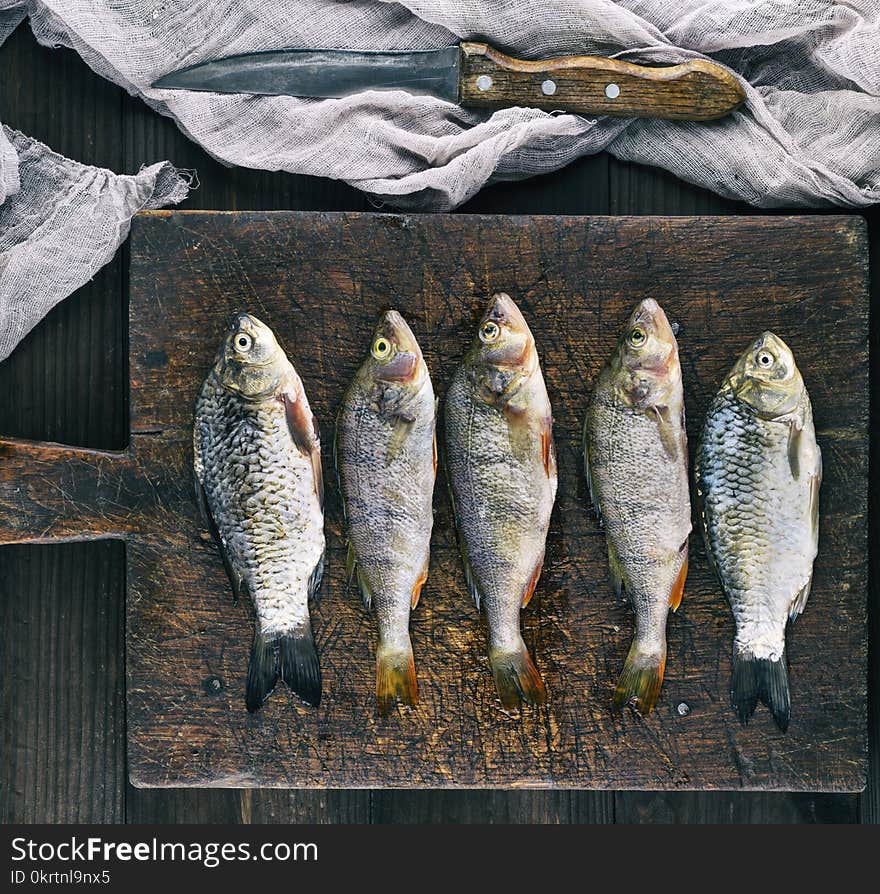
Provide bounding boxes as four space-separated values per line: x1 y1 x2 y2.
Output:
0 212 868 791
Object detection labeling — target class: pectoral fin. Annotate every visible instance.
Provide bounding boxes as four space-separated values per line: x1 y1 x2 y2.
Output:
607 539 625 599
521 553 545 608
503 404 533 464
787 422 801 479
344 541 357 591
654 405 679 462
789 577 812 620
411 556 429 610
386 415 414 465
356 567 373 611
283 391 324 508
668 551 688 612
810 444 822 543
541 420 557 480
461 550 483 610
583 424 602 525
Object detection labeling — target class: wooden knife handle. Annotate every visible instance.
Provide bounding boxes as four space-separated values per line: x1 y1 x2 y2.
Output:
458 42 745 121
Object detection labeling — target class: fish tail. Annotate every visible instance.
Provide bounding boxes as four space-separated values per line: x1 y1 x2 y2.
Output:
376 638 418 715
612 640 666 715
731 651 790 732
246 626 321 712
489 639 547 709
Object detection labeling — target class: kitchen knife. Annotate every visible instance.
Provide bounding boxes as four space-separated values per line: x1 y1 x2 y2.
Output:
152 42 745 121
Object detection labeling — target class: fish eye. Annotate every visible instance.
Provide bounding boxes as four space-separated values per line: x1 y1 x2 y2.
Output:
757 351 774 368
629 327 647 347
233 332 253 353
479 321 500 343
371 337 392 360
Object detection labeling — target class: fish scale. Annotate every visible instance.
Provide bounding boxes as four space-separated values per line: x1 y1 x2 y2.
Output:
340 378 435 625
583 298 691 716
335 311 436 713
695 331 820 732
197 379 323 634
590 394 689 646
698 390 815 660
444 293 556 708
194 313 325 711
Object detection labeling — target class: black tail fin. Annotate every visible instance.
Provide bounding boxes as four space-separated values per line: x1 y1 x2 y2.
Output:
731 652 790 732
246 627 322 712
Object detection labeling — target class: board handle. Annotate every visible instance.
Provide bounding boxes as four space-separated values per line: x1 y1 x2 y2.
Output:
0 438 136 544
458 42 745 121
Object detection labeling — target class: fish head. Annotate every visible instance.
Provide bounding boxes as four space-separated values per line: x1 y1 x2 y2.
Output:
612 299 681 407
728 331 804 418
364 310 425 385
215 312 289 399
469 292 536 371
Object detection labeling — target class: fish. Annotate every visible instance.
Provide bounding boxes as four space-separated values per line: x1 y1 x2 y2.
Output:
583 298 691 716
695 332 821 732
335 310 437 714
444 293 556 708
193 312 325 711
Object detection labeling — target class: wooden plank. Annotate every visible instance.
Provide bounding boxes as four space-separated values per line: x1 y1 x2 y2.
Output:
0 541 125 822
860 206 880 825
112 211 871 789
0 24 128 824
614 791 859 823
126 788 374 823
371 790 613 823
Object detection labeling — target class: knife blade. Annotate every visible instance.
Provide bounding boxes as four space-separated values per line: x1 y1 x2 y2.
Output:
152 42 745 122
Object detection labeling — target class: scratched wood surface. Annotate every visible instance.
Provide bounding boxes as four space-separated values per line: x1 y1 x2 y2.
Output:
1 22 875 821
2 211 866 790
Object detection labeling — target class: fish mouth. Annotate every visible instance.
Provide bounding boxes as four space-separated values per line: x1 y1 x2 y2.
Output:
630 299 676 341
733 376 798 418
380 310 421 354
378 349 419 382
229 311 269 334
483 292 527 331
374 310 423 382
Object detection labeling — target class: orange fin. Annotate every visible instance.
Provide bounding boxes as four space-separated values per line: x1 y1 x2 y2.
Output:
521 554 544 608
376 641 418 715
489 639 547 708
541 420 557 479
411 560 428 610
668 553 688 612
432 431 438 478
612 642 666 715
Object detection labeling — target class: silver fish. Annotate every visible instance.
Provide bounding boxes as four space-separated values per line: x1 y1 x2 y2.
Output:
583 299 691 715
444 293 556 708
695 332 821 731
335 311 436 714
194 313 325 711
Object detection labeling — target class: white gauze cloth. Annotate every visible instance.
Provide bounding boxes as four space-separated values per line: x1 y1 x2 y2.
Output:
1 0 190 361
0 127 190 361
1 1 878 359
8 0 878 211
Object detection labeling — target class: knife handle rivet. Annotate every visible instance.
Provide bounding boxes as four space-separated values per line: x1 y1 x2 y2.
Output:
476 75 493 92
541 79 557 96
605 83 620 99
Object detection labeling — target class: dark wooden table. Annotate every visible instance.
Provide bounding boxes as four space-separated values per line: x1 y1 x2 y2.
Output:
1 24 876 823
